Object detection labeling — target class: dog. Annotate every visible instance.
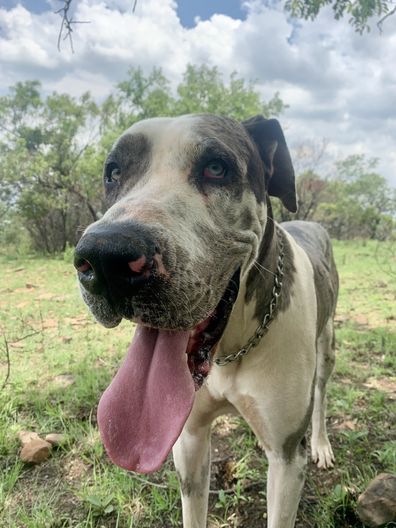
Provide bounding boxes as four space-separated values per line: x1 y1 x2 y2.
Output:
74 114 338 528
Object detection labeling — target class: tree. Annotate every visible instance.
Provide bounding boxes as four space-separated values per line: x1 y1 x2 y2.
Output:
0 82 100 252
285 0 395 33
174 65 285 120
103 65 285 133
274 139 329 222
314 155 395 239
273 152 395 240
274 169 329 222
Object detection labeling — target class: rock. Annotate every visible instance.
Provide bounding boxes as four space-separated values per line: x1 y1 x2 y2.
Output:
45 433 65 446
357 473 396 527
18 430 41 446
20 439 52 464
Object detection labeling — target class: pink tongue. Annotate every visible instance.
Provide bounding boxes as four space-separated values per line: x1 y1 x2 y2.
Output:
97 326 194 473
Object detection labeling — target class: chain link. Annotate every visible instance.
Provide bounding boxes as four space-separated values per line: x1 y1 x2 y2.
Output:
214 228 285 366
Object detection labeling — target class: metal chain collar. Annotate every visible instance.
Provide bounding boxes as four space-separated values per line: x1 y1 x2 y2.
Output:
214 228 285 366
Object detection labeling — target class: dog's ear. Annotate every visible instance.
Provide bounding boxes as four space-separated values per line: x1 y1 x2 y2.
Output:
242 115 297 213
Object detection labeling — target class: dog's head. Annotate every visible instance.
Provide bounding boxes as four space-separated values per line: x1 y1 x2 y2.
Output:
74 114 296 472
75 114 295 331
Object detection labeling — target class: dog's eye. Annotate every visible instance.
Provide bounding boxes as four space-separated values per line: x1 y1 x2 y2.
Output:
105 162 121 185
203 160 227 180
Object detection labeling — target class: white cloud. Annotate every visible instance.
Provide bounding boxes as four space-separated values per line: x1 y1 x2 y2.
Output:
0 0 395 185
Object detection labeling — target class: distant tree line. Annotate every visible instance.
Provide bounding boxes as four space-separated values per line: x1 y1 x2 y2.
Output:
0 65 394 253
274 155 396 240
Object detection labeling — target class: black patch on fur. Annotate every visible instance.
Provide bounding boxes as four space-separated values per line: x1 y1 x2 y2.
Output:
245 200 295 319
282 379 315 463
194 115 266 202
104 132 152 207
176 454 210 498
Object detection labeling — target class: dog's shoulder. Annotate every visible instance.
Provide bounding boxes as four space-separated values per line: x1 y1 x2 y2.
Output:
281 220 339 332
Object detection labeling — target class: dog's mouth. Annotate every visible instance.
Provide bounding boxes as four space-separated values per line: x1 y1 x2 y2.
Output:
186 268 240 389
97 269 240 474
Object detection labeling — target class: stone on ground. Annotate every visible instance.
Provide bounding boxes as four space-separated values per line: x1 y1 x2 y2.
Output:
45 433 65 446
18 430 41 446
357 473 396 527
20 438 52 464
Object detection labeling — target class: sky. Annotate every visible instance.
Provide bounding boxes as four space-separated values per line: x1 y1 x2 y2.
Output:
0 0 395 186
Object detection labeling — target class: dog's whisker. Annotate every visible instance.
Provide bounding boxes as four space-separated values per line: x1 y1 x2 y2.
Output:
253 261 276 278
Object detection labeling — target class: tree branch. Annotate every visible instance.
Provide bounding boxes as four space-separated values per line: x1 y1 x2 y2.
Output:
55 0 139 52
377 5 396 32
1 327 42 390
55 0 90 53
1 334 10 390
0 122 21 139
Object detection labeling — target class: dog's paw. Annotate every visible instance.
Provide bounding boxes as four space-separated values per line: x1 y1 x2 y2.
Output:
311 439 335 469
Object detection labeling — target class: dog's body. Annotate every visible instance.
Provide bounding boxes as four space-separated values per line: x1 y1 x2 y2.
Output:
75 114 338 528
174 219 338 528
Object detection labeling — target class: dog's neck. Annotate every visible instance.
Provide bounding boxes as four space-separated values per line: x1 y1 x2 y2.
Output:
218 198 294 358
245 198 282 314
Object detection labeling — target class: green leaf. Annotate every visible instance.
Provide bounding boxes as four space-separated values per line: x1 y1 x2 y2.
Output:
85 495 102 508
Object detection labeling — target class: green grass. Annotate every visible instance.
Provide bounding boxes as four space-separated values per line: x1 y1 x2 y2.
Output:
0 239 395 527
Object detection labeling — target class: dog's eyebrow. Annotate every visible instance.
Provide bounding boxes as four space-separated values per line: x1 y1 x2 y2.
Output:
110 133 151 166
195 137 238 162
198 136 230 150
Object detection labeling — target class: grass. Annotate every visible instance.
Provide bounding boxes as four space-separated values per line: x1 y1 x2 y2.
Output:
0 239 395 527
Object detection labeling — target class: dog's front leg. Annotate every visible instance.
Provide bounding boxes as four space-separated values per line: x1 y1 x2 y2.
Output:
266 445 307 528
173 422 211 528
173 388 225 528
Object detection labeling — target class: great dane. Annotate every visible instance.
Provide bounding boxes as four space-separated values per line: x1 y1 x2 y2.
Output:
74 114 338 528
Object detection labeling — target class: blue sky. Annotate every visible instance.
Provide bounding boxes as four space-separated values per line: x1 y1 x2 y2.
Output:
177 0 245 27
1 0 49 13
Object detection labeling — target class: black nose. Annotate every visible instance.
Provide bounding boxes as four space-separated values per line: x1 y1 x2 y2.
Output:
74 222 158 297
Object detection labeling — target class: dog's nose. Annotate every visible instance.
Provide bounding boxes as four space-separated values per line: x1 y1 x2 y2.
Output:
74 223 158 296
